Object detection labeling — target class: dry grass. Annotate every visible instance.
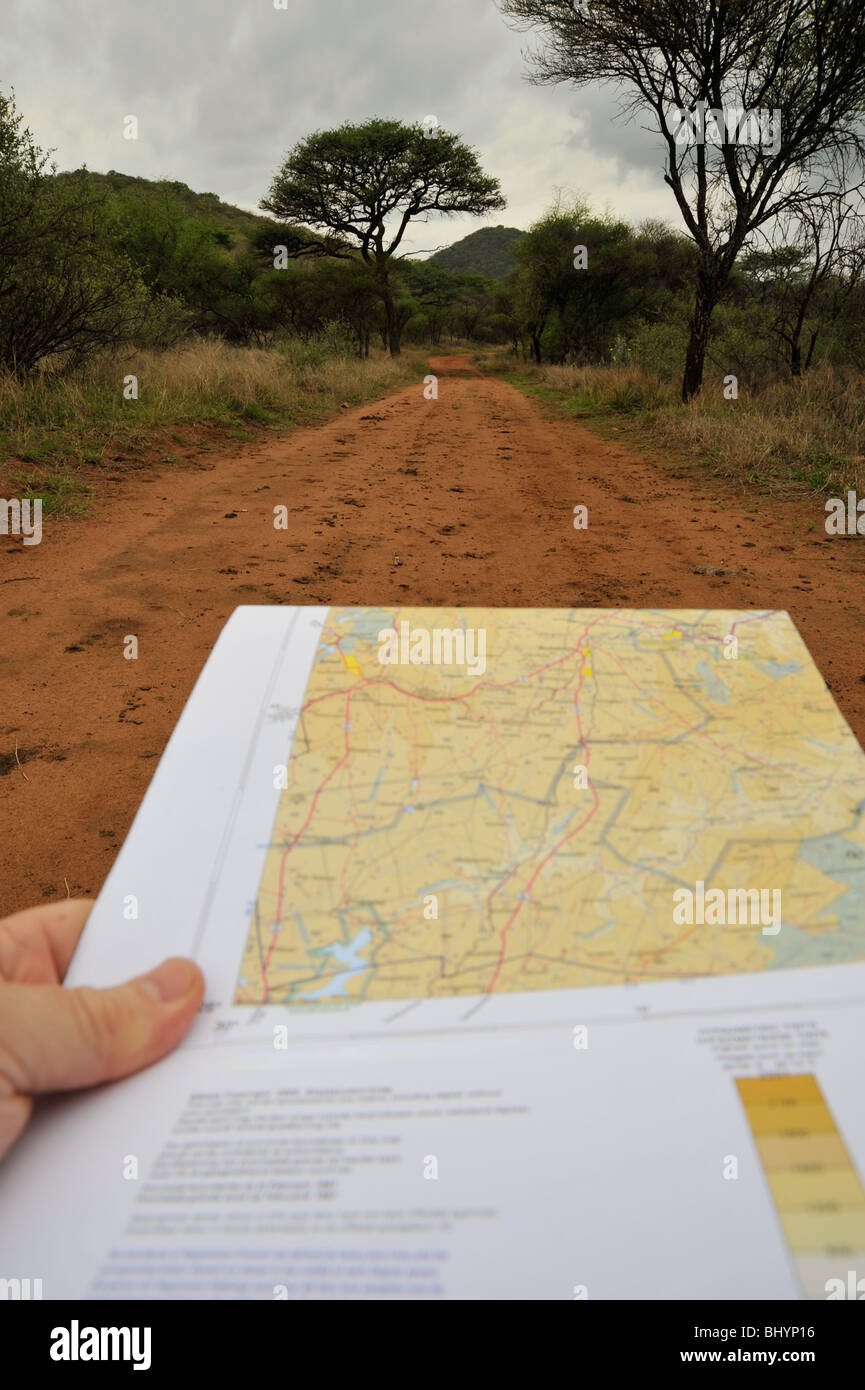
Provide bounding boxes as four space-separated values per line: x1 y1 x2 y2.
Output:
0 337 428 512
479 348 865 496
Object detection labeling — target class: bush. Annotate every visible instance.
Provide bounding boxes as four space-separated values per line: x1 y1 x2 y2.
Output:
0 94 164 374
624 319 690 379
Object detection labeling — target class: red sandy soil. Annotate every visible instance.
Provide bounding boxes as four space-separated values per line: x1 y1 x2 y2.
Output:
2 353 864 915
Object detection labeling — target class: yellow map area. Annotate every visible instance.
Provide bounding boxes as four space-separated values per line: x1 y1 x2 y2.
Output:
235 607 865 1005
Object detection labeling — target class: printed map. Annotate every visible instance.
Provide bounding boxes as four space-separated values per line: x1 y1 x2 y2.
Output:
235 608 865 1005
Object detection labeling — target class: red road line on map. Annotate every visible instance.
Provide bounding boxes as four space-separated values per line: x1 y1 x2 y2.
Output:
260 689 354 1000
484 640 601 993
604 648 790 772
485 781 601 993
296 609 769 719
511 653 600 977
299 637 593 718
477 616 600 911
266 631 598 996
263 611 782 998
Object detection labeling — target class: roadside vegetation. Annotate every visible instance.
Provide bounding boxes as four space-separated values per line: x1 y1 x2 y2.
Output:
5 9 865 516
0 337 428 514
478 349 865 498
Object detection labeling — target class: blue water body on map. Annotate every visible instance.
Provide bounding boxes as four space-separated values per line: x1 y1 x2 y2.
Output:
298 926 373 999
313 607 390 659
335 608 391 650
321 607 476 658
764 833 865 968
695 658 728 706
632 702 664 722
696 660 728 704
755 660 802 681
369 766 384 802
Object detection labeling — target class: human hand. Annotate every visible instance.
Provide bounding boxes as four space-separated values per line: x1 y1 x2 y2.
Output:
0 897 204 1161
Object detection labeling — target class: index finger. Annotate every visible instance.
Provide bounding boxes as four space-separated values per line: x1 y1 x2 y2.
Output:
0 899 94 982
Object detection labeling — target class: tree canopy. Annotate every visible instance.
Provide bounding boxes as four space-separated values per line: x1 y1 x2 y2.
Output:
500 0 865 398
261 118 505 352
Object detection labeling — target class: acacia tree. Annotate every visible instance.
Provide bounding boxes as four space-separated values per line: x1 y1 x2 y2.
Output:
743 189 865 375
513 201 585 361
261 118 505 354
400 261 461 344
499 0 865 399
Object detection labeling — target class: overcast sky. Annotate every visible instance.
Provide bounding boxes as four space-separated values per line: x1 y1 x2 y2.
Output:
2 0 677 255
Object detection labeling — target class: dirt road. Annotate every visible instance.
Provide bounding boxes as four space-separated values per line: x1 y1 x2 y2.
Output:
2 352 864 914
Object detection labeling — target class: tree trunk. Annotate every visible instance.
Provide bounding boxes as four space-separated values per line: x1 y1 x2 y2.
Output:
790 297 809 377
377 270 401 356
530 330 542 364
681 265 721 402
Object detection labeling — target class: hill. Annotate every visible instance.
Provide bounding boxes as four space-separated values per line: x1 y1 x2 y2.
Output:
52 169 333 257
428 225 524 279
54 170 280 243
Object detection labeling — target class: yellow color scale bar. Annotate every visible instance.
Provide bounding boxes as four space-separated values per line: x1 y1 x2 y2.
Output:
736 1074 865 1300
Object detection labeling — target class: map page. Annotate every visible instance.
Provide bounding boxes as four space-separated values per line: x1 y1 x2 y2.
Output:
236 607 865 1005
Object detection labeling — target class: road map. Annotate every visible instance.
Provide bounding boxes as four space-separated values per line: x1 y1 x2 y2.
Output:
235 607 865 1005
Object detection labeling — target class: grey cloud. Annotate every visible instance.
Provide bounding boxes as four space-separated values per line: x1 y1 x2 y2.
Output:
2 0 680 250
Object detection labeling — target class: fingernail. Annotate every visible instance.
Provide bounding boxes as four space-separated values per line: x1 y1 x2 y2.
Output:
138 958 197 1004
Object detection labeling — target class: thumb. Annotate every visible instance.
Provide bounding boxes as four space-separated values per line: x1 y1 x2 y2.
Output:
0 957 205 1099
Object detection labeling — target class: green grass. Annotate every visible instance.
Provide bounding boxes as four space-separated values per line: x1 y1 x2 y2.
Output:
11 469 93 517
476 348 865 497
0 338 429 515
